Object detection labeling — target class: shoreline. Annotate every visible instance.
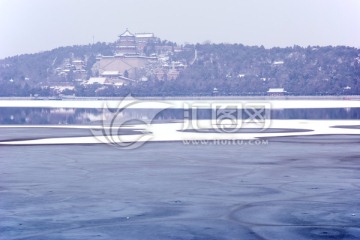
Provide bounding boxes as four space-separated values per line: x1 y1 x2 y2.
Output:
1 95 360 101
1 98 360 109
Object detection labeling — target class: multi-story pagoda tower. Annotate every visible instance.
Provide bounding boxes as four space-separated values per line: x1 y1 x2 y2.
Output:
116 29 137 55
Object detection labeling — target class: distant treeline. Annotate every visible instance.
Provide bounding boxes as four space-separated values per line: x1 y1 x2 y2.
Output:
0 42 359 96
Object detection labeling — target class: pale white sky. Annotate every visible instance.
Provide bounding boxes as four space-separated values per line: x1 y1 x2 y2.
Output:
0 0 359 58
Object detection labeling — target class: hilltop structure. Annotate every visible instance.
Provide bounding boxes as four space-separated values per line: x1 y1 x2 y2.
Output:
91 29 158 84
116 29 138 55
38 28 189 92
115 29 158 56
134 32 157 52
89 29 186 85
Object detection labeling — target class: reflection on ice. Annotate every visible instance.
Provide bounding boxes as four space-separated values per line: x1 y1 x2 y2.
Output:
0 107 360 125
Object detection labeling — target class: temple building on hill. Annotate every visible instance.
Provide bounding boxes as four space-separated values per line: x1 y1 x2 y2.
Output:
93 54 156 80
135 33 157 52
93 29 158 83
87 28 186 85
116 29 158 55
116 29 138 55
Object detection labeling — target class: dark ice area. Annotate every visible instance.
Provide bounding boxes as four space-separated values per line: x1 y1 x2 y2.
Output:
1 133 359 239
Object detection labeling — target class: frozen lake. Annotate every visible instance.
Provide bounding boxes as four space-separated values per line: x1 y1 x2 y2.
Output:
0 136 360 239
0 100 360 239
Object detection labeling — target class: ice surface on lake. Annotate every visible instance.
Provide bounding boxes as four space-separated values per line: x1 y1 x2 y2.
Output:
0 138 359 239
1 99 360 239
0 119 359 146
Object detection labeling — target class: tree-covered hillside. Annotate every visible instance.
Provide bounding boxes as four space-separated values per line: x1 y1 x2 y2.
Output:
170 44 360 95
0 42 113 96
0 42 359 96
